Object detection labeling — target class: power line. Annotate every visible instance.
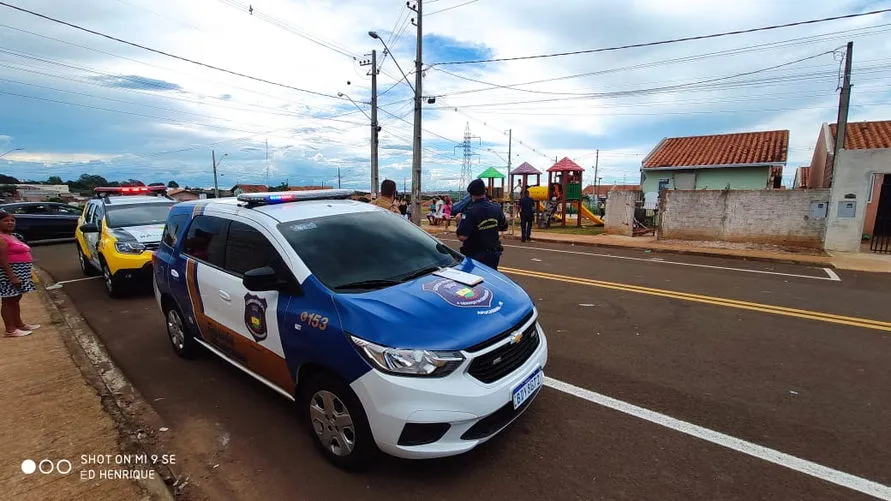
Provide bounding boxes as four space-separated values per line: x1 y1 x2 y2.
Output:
429 8 891 66
0 47 370 126
432 52 874 110
213 0 359 59
426 0 480 16
0 1 348 101
429 22 891 98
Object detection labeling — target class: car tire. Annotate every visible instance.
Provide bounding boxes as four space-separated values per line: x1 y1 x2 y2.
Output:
164 303 198 359
301 372 377 471
101 261 124 298
77 244 99 276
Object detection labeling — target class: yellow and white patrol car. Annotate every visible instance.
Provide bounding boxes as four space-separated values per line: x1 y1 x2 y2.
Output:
75 186 176 297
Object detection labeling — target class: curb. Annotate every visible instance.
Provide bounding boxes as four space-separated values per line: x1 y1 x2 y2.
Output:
34 267 188 501
498 233 833 267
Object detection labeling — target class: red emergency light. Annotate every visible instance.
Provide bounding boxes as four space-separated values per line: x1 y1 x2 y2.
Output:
94 186 167 195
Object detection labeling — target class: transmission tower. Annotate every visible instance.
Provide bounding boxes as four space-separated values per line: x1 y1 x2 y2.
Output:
455 122 480 190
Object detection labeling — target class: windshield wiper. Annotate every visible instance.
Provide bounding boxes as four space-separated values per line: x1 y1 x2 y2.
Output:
334 279 401 291
397 266 442 283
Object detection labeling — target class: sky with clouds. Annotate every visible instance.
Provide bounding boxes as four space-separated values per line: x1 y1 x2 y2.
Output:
0 0 890 191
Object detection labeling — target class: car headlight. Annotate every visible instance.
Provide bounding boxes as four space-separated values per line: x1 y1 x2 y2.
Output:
115 241 146 254
349 336 464 377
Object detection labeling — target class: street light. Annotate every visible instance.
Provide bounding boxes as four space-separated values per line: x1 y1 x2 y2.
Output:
337 92 372 121
368 31 414 94
0 147 24 159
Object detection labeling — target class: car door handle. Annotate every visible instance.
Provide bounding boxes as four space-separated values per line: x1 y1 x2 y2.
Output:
170 269 180 279
218 290 231 302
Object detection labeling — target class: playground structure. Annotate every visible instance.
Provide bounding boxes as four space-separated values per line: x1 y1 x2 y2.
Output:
508 162 542 201
476 166 506 202
536 157 599 227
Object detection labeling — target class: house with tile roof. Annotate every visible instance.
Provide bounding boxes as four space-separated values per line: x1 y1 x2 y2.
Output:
807 120 891 253
640 130 789 196
230 184 269 195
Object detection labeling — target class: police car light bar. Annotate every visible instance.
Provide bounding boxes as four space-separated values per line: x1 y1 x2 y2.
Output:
94 186 167 195
237 189 354 207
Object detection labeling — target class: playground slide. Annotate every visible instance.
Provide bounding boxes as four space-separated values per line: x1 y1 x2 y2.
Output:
579 205 605 225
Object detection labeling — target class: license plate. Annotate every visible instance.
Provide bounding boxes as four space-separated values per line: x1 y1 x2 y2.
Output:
511 367 543 409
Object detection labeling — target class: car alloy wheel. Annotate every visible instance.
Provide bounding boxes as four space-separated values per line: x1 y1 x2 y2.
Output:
167 308 185 351
309 390 356 457
301 372 375 470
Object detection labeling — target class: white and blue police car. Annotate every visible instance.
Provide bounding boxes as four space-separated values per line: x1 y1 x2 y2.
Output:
152 189 548 469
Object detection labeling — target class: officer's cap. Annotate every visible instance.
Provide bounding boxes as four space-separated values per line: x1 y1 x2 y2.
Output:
467 178 486 196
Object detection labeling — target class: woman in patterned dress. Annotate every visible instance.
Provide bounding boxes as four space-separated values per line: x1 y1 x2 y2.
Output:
0 210 39 337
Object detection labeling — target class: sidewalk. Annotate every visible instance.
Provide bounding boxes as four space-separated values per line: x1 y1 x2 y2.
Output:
0 286 171 500
423 224 891 273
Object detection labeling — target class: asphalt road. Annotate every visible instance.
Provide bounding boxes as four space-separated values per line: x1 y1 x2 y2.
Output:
32 239 891 501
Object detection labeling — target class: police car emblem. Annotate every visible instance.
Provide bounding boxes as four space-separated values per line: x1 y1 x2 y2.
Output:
243 293 268 341
422 278 493 308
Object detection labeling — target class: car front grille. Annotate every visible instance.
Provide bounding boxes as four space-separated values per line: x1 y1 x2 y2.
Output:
467 321 540 384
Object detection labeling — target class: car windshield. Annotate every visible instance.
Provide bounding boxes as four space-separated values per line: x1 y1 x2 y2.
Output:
277 211 461 292
105 202 174 228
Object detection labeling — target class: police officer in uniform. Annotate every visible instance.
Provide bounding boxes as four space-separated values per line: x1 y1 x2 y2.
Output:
456 179 508 269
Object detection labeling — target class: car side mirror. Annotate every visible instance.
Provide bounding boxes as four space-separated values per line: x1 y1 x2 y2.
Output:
79 223 99 233
243 266 295 293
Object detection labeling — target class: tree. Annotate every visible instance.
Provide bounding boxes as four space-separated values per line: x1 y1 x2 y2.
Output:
269 181 289 192
0 174 20 184
167 180 179 188
47 176 63 184
148 182 166 187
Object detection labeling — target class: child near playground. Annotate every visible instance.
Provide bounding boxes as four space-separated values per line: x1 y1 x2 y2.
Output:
442 196 453 228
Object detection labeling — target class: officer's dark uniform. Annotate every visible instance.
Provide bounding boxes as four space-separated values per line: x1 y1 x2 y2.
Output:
518 192 534 242
456 179 508 270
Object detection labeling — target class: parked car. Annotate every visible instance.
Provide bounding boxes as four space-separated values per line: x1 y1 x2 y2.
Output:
0 202 82 244
75 186 175 297
153 189 548 470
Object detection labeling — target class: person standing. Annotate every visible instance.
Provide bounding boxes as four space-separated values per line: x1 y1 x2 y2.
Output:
0 210 39 337
398 198 408 219
442 196 453 229
456 179 508 270
372 179 400 214
517 189 535 242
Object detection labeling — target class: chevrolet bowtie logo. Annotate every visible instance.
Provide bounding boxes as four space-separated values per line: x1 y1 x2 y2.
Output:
510 331 523 344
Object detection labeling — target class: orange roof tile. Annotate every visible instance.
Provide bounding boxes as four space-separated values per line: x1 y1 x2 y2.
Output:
547 157 585 172
232 184 268 193
643 130 788 169
829 120 891 150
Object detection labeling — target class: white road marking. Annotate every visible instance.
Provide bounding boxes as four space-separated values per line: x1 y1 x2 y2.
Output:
437 238 837 281
824 268 842 281
45 276 102 289
544 376 891 500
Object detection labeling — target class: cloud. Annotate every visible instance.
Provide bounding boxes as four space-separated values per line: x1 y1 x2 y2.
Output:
91 75 183 91
0 0 889 191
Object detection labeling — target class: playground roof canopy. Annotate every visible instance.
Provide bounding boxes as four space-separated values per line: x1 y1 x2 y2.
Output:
477 166 506 179
510 162 541 175
547 157 585 172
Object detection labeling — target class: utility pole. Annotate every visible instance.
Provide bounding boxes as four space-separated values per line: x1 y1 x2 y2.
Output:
338 167 342 189
831 41 853 187
506 129 512 175
593 149 599 199
409 0 423 225
265 138 269 185
360 50 380 195
212 150 219 199
404 177 407 193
